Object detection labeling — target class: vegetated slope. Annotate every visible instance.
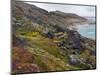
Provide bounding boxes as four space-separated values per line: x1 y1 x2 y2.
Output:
12 1 96 74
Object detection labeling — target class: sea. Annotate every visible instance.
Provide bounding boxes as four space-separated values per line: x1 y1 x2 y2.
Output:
76 24 95 40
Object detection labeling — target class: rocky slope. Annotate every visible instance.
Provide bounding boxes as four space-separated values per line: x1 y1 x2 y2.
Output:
12 1 96 74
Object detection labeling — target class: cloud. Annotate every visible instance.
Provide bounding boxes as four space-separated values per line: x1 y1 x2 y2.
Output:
26 2 95 17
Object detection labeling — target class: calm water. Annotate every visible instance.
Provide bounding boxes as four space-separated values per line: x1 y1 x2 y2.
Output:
76 24 95 40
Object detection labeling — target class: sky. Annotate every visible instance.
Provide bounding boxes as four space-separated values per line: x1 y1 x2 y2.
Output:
25 2 95 17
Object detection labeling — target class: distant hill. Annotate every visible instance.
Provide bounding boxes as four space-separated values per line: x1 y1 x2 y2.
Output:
12 1 88 29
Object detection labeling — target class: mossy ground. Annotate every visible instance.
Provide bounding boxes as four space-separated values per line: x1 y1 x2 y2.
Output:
13 30 81 72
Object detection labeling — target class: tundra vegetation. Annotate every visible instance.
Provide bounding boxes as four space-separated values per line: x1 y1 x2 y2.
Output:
12 1 96 74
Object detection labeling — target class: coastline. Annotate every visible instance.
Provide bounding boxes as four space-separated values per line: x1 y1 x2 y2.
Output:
67 24 95 40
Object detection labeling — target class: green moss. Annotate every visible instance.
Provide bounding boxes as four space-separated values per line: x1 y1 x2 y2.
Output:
27 47 69 71
15 31 89 71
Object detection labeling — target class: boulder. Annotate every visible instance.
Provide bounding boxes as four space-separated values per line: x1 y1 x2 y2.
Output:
69 55 80 65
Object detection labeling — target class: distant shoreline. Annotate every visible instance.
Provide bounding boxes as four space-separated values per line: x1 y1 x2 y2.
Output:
68 24 95 40
67 22 95 30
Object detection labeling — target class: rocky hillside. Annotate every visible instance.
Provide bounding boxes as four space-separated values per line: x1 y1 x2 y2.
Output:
12 1 96 74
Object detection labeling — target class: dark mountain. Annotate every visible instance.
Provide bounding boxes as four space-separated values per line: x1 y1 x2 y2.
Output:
12 1 88 29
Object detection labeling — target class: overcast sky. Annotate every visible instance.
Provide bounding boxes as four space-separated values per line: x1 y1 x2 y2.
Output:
25 2 95 17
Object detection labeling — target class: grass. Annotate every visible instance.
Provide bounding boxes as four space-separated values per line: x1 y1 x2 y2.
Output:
15 31 79 71
15 27 96 71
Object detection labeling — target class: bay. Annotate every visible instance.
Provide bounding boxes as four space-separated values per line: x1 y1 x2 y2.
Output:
76 24 95 40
